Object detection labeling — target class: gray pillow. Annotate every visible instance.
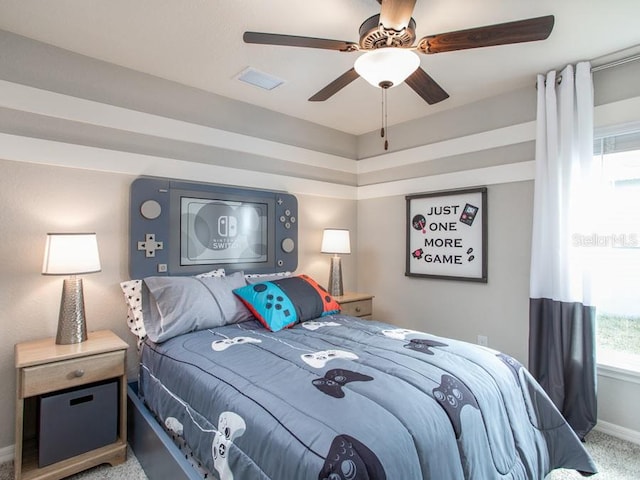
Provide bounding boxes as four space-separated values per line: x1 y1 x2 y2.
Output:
142 271 252 343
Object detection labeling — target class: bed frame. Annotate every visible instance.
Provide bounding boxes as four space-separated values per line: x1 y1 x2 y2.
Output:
127 382 201 480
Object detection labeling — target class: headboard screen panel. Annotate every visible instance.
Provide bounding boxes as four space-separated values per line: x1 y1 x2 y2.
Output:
129 176 298 278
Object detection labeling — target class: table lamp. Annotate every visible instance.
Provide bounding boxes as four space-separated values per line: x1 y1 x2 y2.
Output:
42 233 101 344
321 229 351 297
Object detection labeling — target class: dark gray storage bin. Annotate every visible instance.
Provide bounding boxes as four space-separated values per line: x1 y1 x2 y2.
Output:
38 380 118 467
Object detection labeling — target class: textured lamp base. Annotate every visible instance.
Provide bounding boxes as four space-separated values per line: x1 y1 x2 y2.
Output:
56 277 88 345
327 255 344 297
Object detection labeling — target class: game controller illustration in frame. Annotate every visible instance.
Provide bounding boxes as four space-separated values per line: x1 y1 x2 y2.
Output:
406 187 487 282
129 176 298 278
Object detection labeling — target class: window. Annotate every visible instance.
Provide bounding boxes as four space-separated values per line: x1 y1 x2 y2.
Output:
591 129 640 372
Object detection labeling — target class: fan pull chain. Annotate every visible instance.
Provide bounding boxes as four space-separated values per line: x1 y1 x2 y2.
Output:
380 87 385 140
384 87 389 151
380 87 389 151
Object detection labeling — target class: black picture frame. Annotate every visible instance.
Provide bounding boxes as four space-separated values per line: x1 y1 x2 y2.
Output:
406 187 487 282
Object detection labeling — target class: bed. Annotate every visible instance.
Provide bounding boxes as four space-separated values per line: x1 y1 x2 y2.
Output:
122 272 597 480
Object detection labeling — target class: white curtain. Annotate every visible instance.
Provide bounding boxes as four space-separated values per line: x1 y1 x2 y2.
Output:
529 61 597 439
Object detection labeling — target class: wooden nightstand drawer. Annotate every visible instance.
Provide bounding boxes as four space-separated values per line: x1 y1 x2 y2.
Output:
336 293 374 319
20 350 125 398
340 299 372 317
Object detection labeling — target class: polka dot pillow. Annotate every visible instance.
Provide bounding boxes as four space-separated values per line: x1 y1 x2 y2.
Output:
120 279 146 347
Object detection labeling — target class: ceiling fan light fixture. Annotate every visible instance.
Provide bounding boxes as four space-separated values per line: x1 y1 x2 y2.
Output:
354 48 420 88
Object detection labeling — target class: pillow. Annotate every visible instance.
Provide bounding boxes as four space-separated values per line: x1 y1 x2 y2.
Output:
245 271 292 284
196 268 226 279
142 271 250 343
120 279 146 343
120 268 225 342
233 274 340 332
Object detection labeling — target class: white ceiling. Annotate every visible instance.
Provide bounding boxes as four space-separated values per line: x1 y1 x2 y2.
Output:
1 0 640 135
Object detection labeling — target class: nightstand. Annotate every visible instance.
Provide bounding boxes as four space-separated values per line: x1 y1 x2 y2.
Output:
335 292 374 319
14 330 128 480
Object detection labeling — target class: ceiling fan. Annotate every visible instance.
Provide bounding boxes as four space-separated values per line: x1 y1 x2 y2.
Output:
243 0 555 105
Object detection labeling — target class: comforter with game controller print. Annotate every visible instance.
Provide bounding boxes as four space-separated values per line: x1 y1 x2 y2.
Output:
139 315 596 480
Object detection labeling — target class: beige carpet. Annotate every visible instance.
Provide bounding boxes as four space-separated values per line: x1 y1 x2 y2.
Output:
1 431 639 479
546 430 640 479
0 446 147 480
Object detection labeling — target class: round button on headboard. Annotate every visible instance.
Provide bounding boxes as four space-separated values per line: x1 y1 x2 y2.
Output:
281 237 295 253
140 199 162 220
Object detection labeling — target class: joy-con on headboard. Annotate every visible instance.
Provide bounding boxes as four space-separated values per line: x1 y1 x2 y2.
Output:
129 176 298 278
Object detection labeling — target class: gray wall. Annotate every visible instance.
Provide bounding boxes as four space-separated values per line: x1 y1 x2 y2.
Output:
0 158 357 451
1 29 640 455
357 182 533 362
354 59 640 439
0 30 357 160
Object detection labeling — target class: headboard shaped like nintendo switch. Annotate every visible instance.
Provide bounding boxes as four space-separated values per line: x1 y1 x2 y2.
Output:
129 176 298 278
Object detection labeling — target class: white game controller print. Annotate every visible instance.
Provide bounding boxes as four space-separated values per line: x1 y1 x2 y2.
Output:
164 417 184 436
382 328 422 340
301 349 358 368
301 321 340 331
212 411 246 480
211 336 262 351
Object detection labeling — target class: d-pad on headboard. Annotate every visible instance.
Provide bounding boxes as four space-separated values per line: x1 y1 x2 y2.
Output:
129 176 298 278
137 234 163 258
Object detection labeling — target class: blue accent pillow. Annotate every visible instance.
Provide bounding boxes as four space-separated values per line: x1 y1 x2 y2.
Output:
233 275 340 332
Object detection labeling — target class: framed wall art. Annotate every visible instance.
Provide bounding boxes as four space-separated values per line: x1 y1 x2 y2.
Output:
406 187 487 282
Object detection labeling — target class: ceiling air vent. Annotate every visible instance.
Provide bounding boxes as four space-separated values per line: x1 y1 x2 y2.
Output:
236 67 285 91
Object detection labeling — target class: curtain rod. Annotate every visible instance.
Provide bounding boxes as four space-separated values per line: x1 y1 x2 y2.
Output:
536 49 640 87
591 50 640 72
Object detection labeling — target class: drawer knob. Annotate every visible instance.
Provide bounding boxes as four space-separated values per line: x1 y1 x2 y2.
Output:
355 307 361 313
73 369 85 378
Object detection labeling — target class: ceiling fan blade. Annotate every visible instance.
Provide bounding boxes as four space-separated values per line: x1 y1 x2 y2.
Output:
417 15 555 54
379 0 417 32
405 68 449 105
243 32 358 52
309 68 360 101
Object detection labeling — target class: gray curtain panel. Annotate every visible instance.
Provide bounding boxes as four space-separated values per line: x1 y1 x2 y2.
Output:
529 298 597 440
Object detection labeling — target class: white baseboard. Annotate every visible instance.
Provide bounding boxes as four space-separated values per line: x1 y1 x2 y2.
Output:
595 420 640 445
0 444 14 464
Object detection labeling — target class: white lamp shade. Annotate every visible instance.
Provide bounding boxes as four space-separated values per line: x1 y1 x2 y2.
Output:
321 229 351 255
42 233 101 275
354 48 420 88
